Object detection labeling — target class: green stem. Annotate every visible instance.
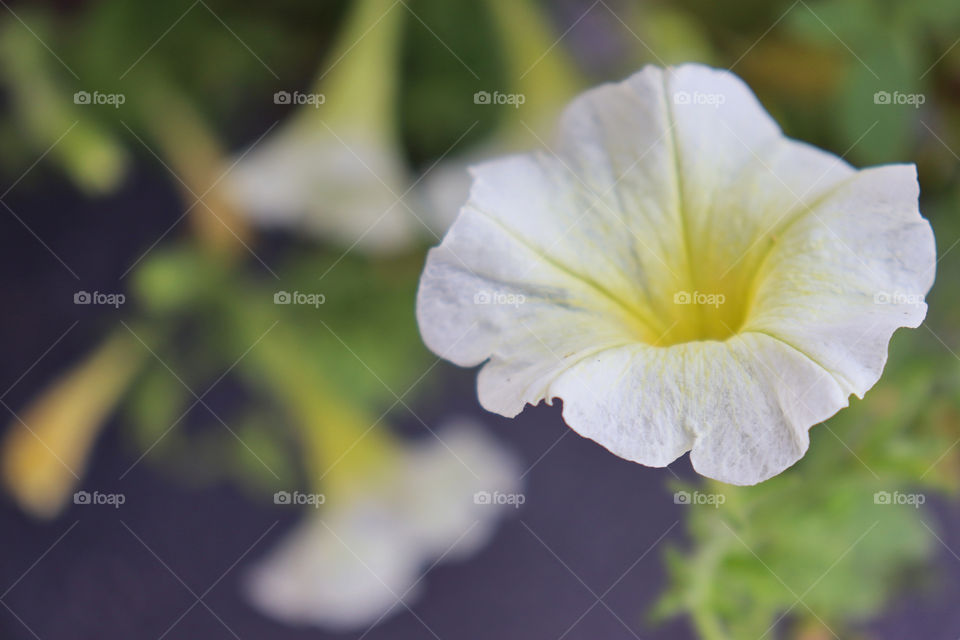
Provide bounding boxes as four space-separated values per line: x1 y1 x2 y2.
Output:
689 534 733 640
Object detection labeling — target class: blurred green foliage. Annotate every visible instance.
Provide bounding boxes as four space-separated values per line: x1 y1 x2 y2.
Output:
126 241 432 492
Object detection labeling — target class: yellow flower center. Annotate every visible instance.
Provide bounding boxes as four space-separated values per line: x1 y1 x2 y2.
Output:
610 238 770 348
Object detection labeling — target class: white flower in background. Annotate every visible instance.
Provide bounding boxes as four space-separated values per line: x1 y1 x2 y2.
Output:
227 128 419 252
416 64 936 485
225 0 421 253
245 419 522 629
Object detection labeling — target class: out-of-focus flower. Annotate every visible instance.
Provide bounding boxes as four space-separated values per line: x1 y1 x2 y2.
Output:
1 331 143 517
245 418 522 629
416 64 936 485
225 0 420 253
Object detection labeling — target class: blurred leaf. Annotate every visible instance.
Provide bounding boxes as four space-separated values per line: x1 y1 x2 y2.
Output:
124 361 191 454
400 0 504 164
131 243 227 315
0 14 128 193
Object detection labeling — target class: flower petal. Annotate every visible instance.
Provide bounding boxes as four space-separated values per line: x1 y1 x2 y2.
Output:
744 163 935 396
548 333 848 484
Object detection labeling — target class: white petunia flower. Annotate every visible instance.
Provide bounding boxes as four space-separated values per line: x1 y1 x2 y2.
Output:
225 127 419 253
225 0 421 254
416 64 936 485
245 419 522 629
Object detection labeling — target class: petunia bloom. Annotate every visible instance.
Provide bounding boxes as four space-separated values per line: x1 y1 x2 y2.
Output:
416 64 936 485
225 0 421 253
245 419 521 629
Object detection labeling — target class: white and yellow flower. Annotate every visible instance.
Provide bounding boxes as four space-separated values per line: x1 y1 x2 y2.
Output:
245 419 521 629
416 64 936 485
